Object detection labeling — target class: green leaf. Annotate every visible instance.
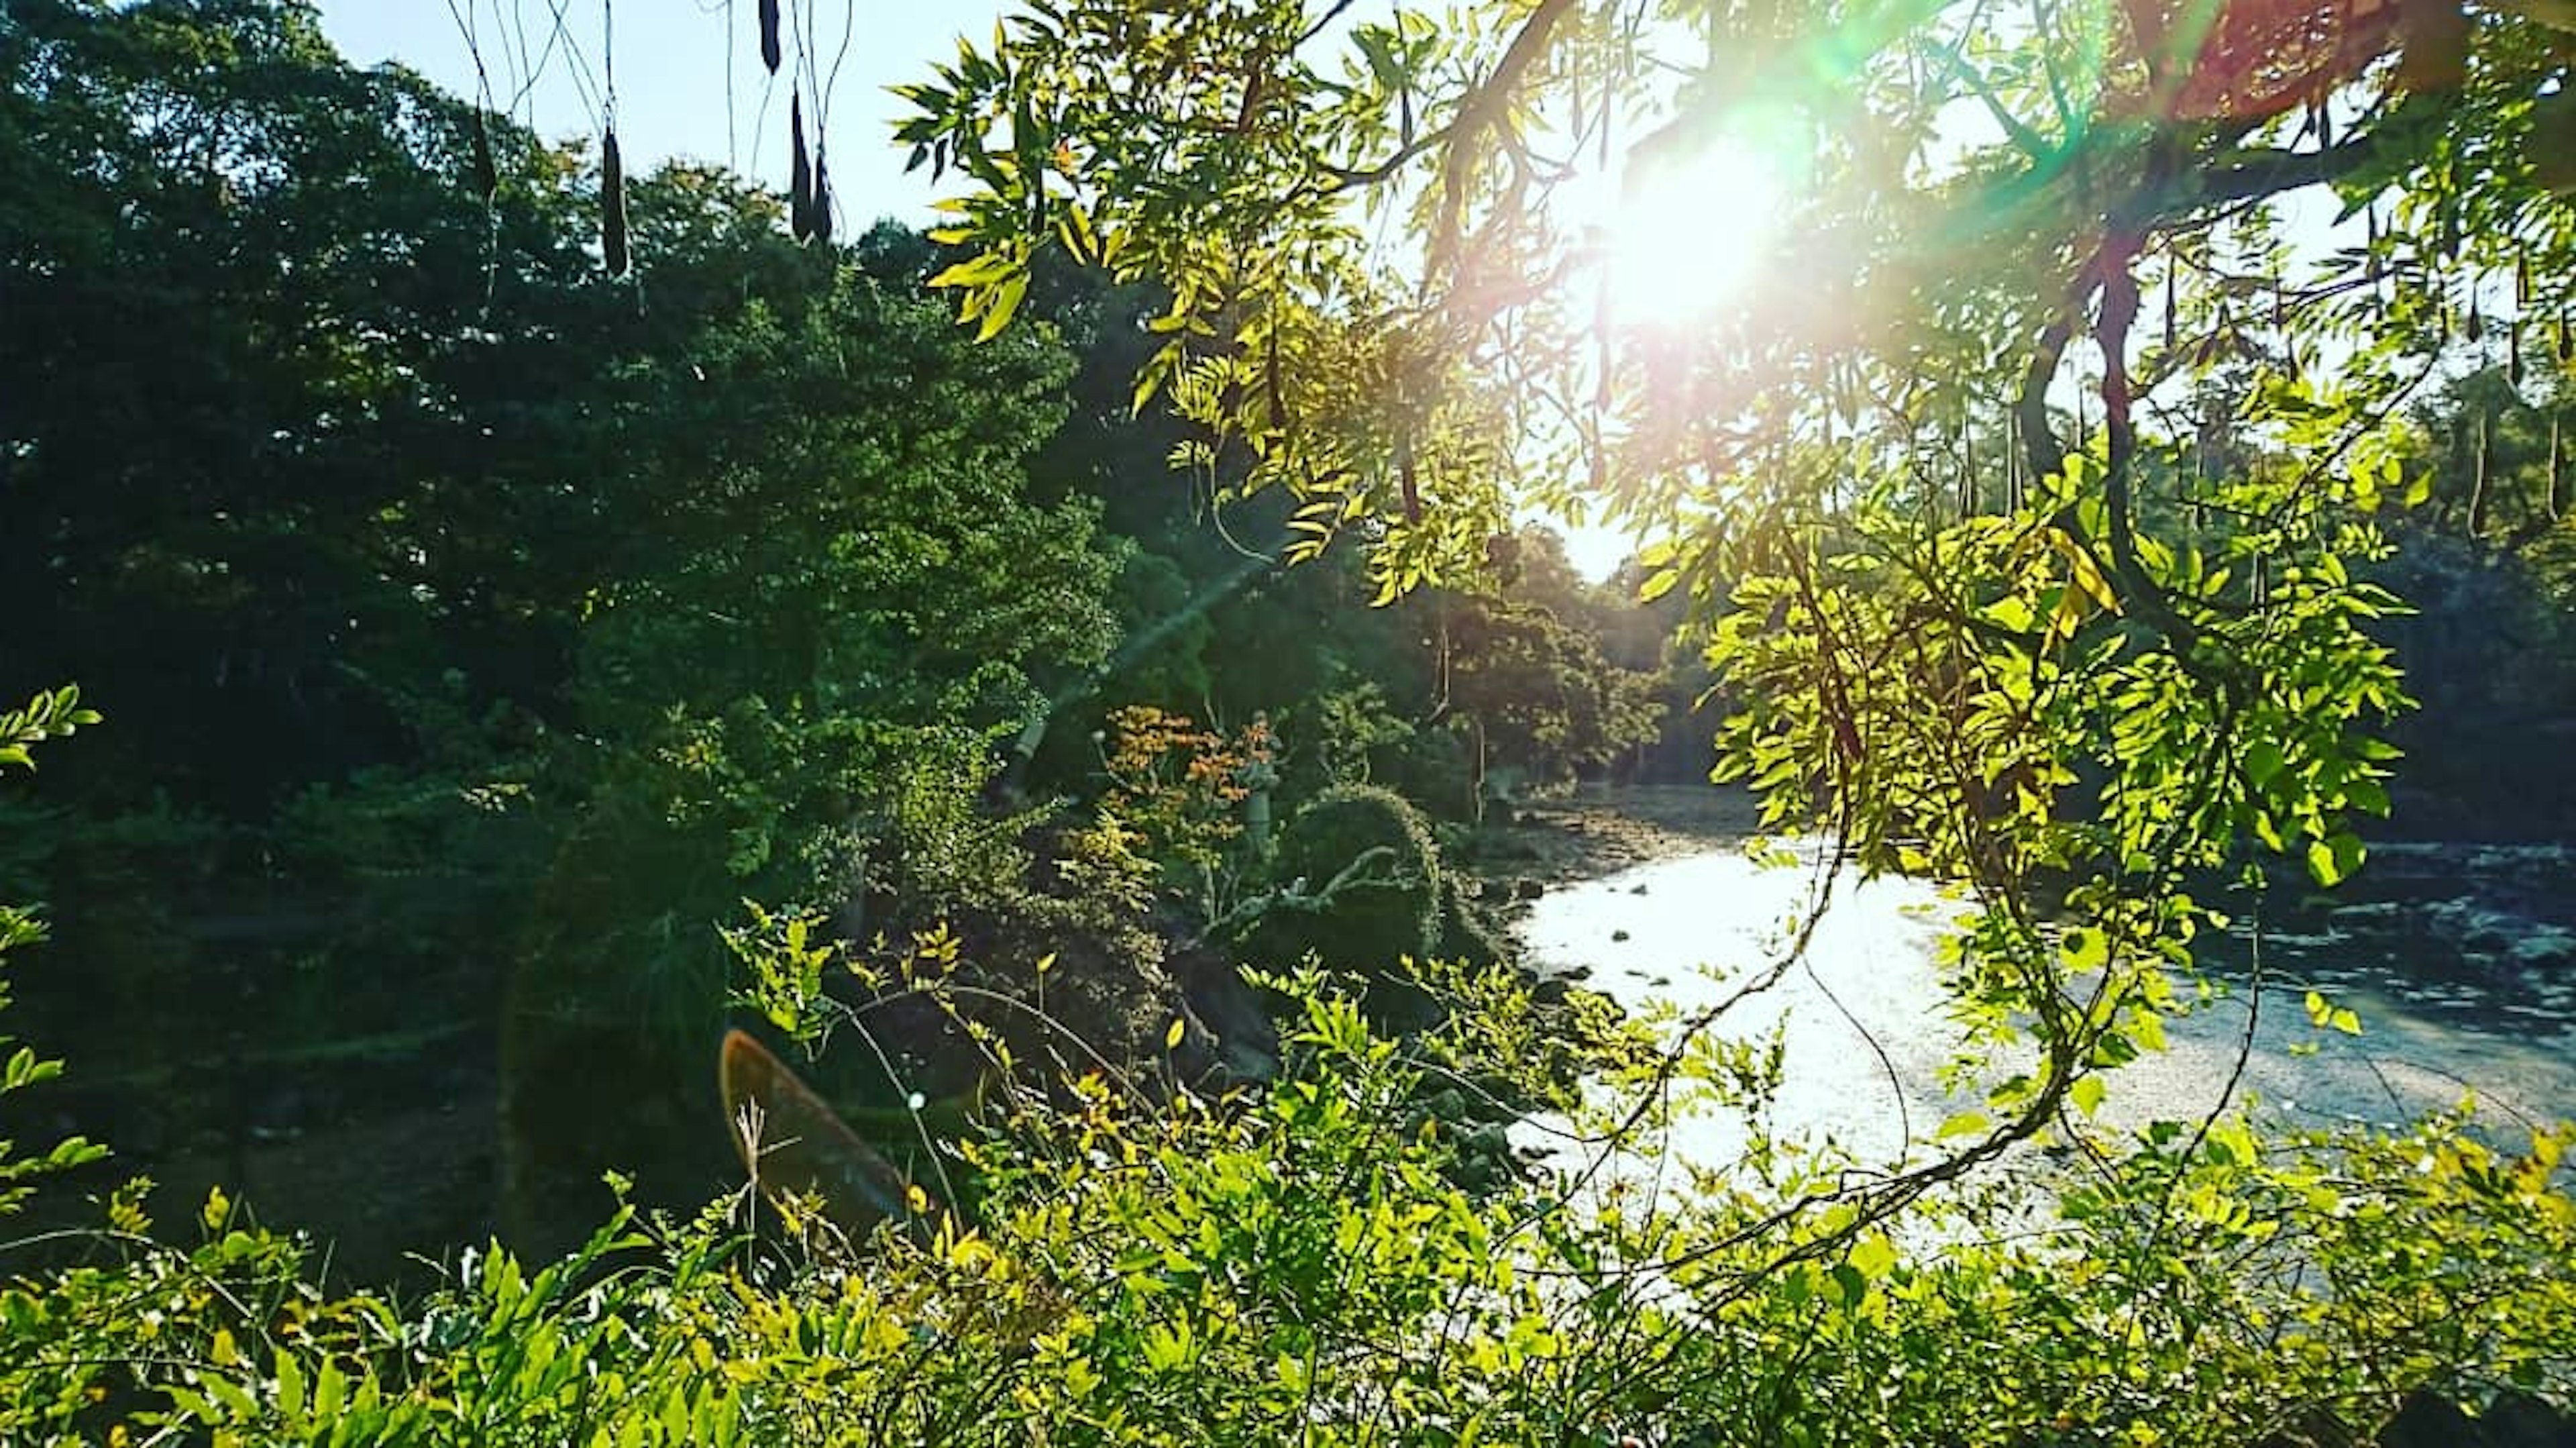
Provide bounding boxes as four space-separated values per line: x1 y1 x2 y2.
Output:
2070 1074 2106 1118
1827 1263 1869 1305
2252 811 2287 853
974 271 1030 342
2304 831 2364 887
1848 1233 1898 1278
2245 739 2286 789
927 250 1015 289
2302 990 2361 1035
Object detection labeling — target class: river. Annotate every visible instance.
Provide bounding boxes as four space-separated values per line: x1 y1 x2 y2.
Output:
1514 833 2576 1176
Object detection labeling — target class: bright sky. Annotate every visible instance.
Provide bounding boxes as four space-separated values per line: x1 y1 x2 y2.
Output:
317 0 971 229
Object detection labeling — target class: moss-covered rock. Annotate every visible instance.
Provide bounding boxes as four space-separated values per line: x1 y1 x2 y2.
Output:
1435 874 1507 970
1241 785 1445 976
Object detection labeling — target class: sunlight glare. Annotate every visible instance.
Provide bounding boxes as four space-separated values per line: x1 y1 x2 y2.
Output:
1595 138 1786 329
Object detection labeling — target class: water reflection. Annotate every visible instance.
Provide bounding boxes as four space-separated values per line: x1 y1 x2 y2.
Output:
1515 840 2576 1180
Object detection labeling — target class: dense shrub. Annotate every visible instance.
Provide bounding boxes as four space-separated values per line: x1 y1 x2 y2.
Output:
1241 784 1446 976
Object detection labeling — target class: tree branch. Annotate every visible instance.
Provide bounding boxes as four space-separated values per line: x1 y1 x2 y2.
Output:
2094 223 2199 652
1430 0 1580 272
2015 287 2088 489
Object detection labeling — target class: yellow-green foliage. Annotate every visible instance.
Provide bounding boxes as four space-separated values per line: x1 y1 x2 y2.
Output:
4 968 2571 1446
0 688 105 1220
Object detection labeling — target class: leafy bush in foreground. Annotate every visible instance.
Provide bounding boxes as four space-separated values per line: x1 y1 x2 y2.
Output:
3 961 2570 1445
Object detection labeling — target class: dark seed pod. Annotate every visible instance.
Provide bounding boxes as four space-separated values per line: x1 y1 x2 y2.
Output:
472 109 498 200
811 150 833 246
2550 415 2564 521
2510 322 2525 386
790 92 813 241
2517 256 2532 308
2163 254 2177 351
2559 311 2571 362
1266 321 1286 425
759 0 782 74
601 124 629 274
2467 290 2483 344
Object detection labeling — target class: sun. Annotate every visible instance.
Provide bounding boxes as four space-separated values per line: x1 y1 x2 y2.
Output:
1589 137 1790 330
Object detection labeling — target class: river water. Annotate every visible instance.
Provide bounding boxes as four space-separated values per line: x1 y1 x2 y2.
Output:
1515 836 2576 1176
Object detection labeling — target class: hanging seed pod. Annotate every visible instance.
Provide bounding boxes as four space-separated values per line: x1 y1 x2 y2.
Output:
2511 321 2525 387
1266 319 1286 425
2470 412 2491 533
2365 205 2383 289
811 149 834 246
2549 413 2564 522
2559 309 2571 362
790 92 813 242
2467 289 2484 344
2164 253 2178 351
759 0 782 74
2315 99 2332 148
472 109 498 201
600 124 629 275
2516 255 2532 309
2548 414 2564 522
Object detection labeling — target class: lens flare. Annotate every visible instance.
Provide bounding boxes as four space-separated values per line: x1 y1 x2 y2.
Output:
1593 138 1787 329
